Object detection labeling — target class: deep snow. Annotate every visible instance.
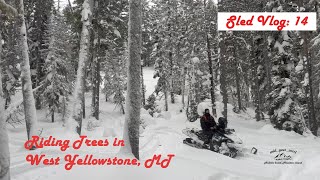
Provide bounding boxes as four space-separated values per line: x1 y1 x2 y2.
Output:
7 67 320 180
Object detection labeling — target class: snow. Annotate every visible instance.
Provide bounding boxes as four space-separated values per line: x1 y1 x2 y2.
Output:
114 29 121 38
318 84 320 99
283 78 292 86
267 36 273 46
81 0 92 22
197 100 213 116
192 57 200 63
303 73 309 87
8 68 320 180
300 39 304 45
275 98 292 118
274 41 285 54
59 0 74 8
295 59 303 72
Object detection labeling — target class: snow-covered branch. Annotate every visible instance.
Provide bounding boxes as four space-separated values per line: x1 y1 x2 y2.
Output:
0 0 18 17
4 84 45 123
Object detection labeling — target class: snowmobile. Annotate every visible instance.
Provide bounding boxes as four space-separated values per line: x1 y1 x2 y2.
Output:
182 127 243 158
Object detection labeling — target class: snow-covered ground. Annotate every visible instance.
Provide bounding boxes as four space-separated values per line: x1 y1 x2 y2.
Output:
8 67 320 180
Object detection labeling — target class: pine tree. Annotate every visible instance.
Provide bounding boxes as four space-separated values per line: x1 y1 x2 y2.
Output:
69 0 93 135
151 0 180 111
90 0 100 120
0 15 11 180
1 16 20 110
17 0 39 140
204 0 218 116
122 0 142 160
28 0 54 109
252 34 267 121
42 12 74 123
219 32 228 119
103 49 127 114
265 0 311 134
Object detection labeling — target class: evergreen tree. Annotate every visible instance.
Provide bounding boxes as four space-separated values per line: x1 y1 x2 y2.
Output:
0 13 11 180
266 0 311 134
68 0 93 135
17 0 39 140
28 0 54 109
103 49 127 114
122 0 142 160
42 11 74 123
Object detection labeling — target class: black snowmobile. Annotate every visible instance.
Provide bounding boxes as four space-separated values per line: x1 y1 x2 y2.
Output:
182 118 243 158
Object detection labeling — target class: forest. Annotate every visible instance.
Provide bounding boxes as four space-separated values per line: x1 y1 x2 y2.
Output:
0 0 320 180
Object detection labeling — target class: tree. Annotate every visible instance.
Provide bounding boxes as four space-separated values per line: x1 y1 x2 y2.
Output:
122 0 142 159
42 12 74 123
86 0 128 117
223 32 249 113
17 0 39 140
103 49 127 114
310 1 320 136
296 0 319 135
266 26 305 134
90 0 99 120
204 0 218 116
252 34 267 121
1 14 20 110
69 0 93 135
28 0 54 110
0 15 10 180
152 0 180 111
219 33 228 119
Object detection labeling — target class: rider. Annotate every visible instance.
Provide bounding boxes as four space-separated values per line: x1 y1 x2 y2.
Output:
217 117 228 134
200 109 217 144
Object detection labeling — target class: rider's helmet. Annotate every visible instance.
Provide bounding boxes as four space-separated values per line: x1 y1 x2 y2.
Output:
218 117 228 129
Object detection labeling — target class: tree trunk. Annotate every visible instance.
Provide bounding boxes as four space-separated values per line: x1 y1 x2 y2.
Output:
18 0 38 140
234 46 242 111
264 32 272 99
252 36 262 121
0 24 11 180
91 29 96 117
51 108 54 123
122 0 142 160
181 65 186 109
141 65 146 106
169 51 175 104
220 36 228 119
34 46 42 110
303 32 317 135
206 34 216 116
298 0 318 135
91 32 100 120
255 75 261 122
164 81 168 111
82 88 86 119
61 95 67 124
69 0 93 135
